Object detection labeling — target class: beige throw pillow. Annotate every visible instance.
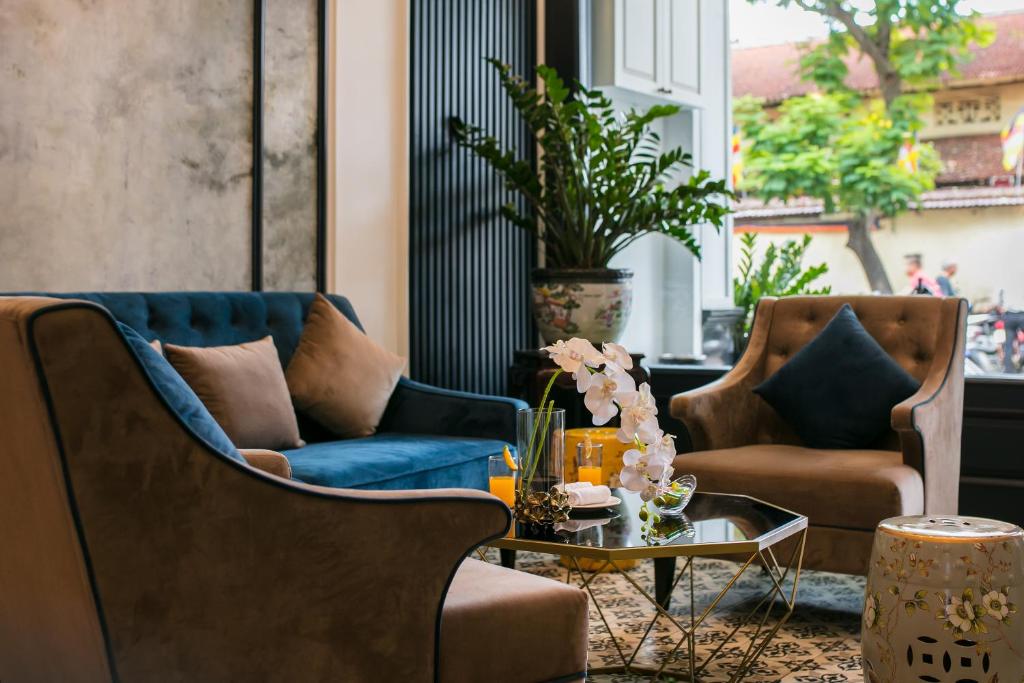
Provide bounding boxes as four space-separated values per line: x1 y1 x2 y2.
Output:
286 294 406 438
164 336 304 450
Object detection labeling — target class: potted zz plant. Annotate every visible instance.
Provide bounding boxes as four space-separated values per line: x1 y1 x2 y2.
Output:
452 60 732 345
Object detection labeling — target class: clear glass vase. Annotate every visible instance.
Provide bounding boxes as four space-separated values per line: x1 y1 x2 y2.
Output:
515 408 569 525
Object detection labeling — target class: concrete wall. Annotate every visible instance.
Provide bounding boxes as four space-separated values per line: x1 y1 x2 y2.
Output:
0 0 321 293
263 0 319 292
0 0 255 291
735 204 1024 307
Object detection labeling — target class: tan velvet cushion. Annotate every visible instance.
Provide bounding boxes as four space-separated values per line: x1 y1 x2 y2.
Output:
672 444 924 531
238 449 292 479
164 336 303 450
286 293 405 438
441 558 588 683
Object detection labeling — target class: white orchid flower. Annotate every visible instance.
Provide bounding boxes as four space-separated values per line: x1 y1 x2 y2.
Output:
622 447 645 467
616 383 659 444
639 482 660 502
601 342 633 370
542 338 605 391
643 460 672 487
583 363 637 426
619 461 649 492
646 433 677 468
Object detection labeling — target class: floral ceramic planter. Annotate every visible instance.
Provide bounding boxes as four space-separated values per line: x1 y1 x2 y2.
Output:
530 268 633 345
862 516 1024 683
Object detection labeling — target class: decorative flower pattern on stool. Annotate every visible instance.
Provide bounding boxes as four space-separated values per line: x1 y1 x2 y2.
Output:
862 529 1024 683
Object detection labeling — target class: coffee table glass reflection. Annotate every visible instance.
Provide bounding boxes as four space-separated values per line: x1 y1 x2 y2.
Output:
487 491 808 682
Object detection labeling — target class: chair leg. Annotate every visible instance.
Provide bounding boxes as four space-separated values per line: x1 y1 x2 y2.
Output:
499 549 516 569
654 556 676 609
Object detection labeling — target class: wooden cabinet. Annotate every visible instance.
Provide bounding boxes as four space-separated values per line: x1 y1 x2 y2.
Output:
591 0 724 109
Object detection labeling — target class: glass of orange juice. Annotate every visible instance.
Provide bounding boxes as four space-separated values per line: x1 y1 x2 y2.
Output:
488 455 516 507
576 441 603 487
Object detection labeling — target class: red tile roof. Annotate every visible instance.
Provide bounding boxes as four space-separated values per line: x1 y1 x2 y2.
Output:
732 185 1024 220
733 11 1024 102
933 134 1007 185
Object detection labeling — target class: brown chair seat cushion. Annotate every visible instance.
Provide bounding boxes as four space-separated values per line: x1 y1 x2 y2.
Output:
441 558 588 683
672 445 924 531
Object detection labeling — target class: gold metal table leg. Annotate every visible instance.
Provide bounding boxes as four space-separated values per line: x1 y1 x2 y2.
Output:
567 528 808 682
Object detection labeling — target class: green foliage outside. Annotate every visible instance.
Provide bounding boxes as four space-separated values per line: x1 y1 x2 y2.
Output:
738 1 994 293
451 60 733 269
733 232 831 347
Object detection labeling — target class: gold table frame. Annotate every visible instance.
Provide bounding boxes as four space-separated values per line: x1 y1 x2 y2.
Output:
484 496 808 682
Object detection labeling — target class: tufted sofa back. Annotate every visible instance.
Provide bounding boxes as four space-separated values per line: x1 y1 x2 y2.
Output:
750 295 962 449
7 291 359 369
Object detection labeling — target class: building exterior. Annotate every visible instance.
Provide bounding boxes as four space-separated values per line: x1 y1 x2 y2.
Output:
732 11 1024 307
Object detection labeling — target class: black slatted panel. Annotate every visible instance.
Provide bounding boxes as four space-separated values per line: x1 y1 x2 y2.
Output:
409 0 537 394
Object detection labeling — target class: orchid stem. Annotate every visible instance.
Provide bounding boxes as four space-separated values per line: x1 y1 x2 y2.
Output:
525 399 556 489
520 369 563 493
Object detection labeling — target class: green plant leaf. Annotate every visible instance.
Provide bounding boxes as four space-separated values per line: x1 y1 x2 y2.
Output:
450 60 733 267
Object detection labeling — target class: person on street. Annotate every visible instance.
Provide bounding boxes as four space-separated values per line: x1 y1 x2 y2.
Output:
904 254 941 296
936 261 959 297
995 292 1024 373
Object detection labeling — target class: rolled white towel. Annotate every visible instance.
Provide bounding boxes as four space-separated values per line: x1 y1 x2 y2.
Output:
568 484 612 507
564 481 593 492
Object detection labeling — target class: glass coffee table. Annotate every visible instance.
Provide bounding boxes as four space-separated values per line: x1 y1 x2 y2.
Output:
485 490 808 681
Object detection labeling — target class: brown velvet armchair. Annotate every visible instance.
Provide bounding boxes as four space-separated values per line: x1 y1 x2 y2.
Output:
671 295 967 575
0 298 587 682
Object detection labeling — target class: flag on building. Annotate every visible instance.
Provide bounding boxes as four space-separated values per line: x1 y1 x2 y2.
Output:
1001 108 1024 172
897 135 919 174
731 125 744 187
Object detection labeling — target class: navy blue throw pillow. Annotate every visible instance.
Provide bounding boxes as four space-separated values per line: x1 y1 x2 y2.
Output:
753 304 921 449
117 322 245 463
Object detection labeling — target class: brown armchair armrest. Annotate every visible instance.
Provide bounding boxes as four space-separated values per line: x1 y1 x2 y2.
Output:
890 298 967 514
239 448 292 478
670 299 776 451
22 299 513 682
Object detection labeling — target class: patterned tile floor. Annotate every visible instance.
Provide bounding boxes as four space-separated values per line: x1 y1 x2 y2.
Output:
480 549 866 682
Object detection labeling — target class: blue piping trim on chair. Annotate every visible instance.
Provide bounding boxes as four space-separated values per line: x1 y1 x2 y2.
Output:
25 300 513 682
397 376 529 410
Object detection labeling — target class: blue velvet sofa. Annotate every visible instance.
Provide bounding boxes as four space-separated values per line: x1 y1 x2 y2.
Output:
20 291 526 491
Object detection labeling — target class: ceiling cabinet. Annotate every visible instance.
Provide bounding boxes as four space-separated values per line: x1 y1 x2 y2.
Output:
591 0 723 110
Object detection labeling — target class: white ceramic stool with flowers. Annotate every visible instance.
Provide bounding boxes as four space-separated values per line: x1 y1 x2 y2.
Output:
862 515 1024 683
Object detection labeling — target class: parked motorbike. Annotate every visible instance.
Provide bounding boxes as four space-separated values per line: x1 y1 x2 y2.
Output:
966 313 1001 374
965 312 1023 374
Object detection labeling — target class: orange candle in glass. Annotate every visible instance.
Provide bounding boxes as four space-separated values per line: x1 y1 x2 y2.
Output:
575 438 604 486
564 428 629 486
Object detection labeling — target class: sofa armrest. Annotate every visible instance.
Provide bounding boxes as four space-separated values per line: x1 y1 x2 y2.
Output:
379 377 527 443
24 300 513 682
239 448 292 479
891 297 967 514
670 299 776 451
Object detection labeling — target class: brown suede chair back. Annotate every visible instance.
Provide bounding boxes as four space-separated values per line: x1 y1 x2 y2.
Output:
0 298 511 683
745 295 963 450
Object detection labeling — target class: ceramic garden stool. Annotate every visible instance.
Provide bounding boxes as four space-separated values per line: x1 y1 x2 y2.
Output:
862 515 1024 683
